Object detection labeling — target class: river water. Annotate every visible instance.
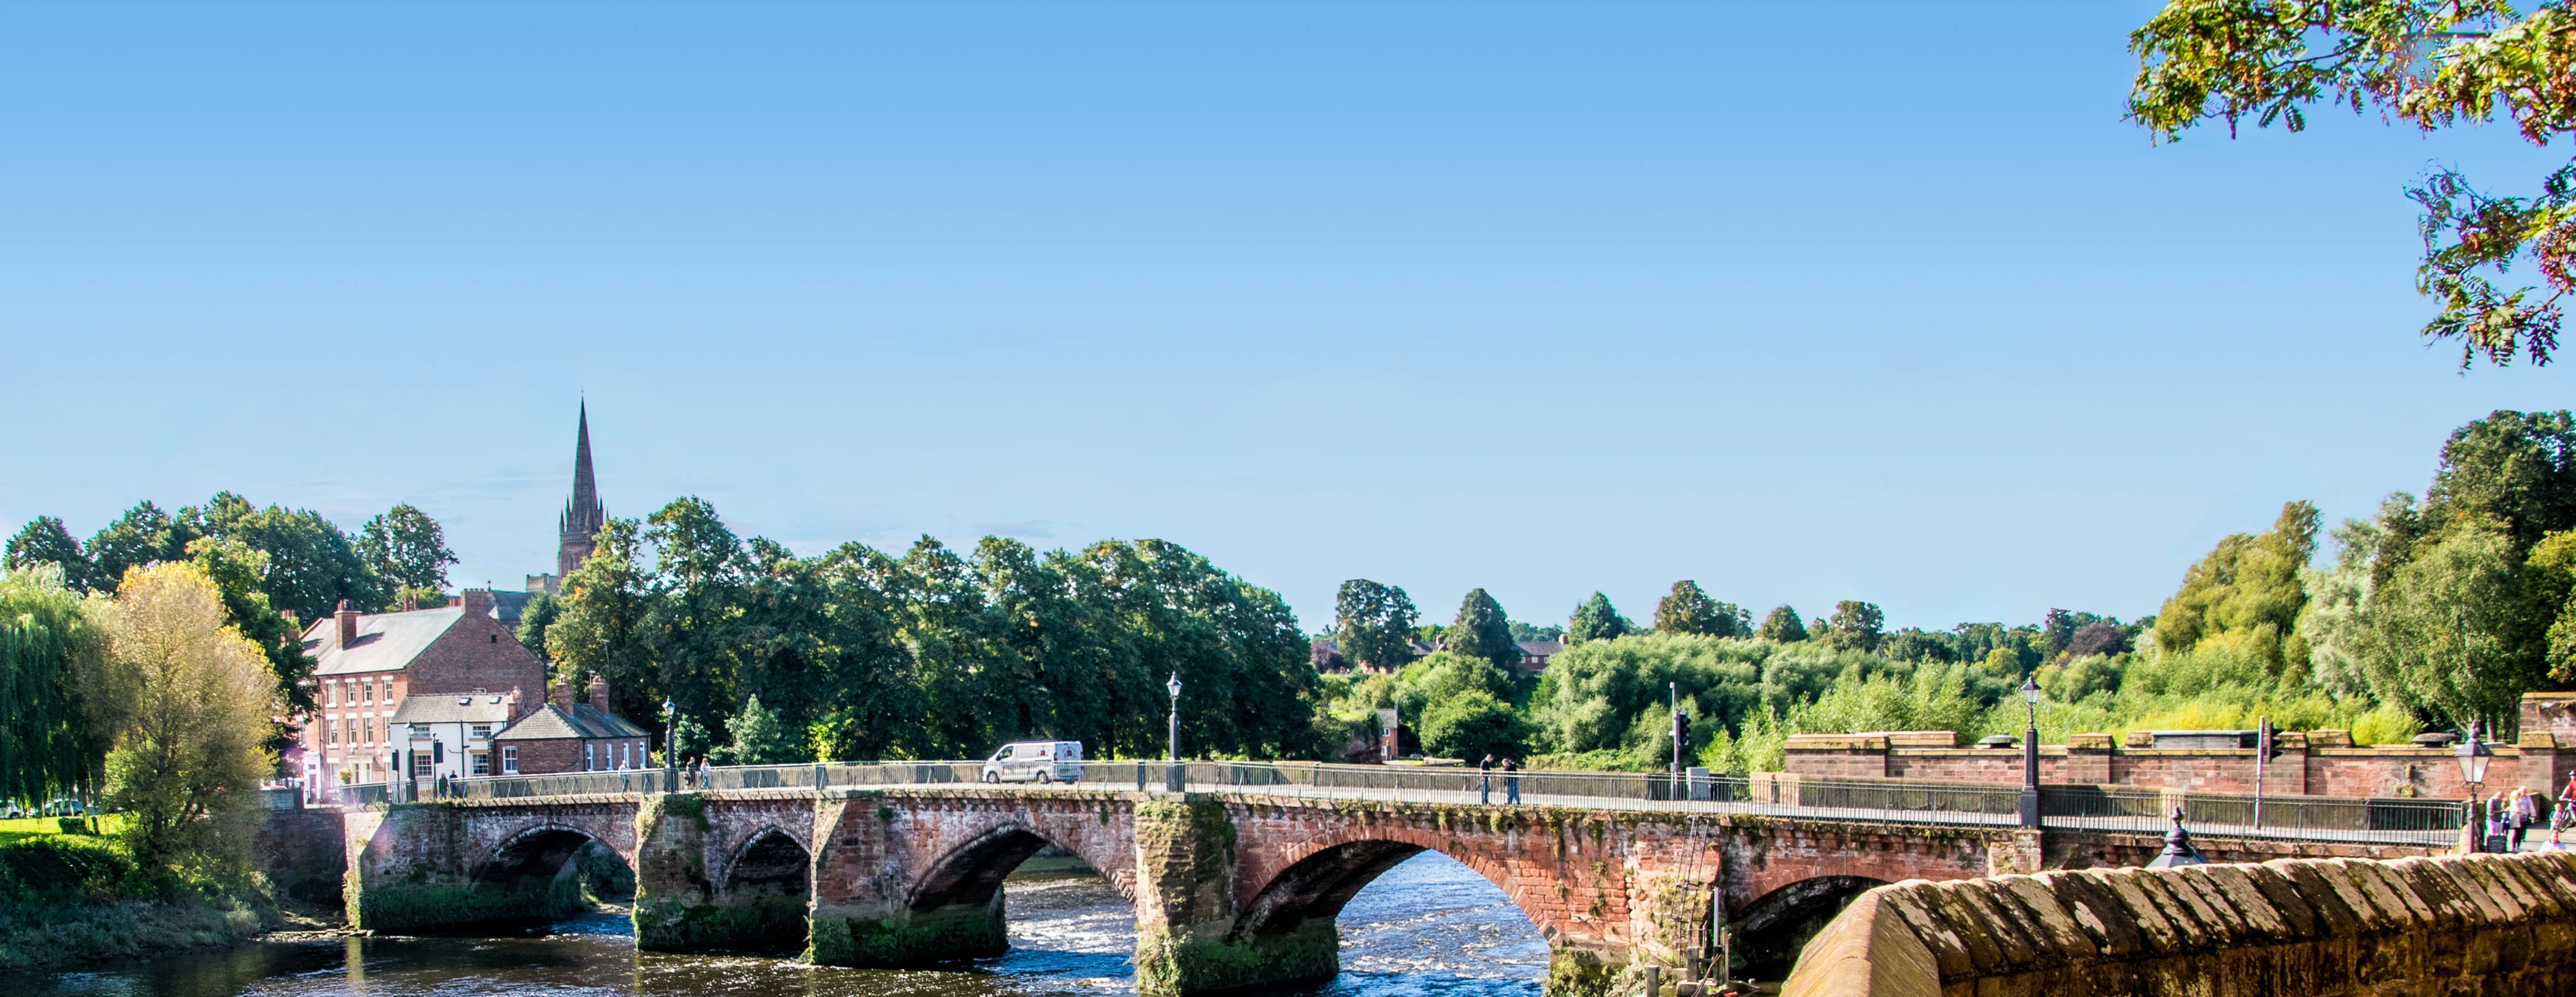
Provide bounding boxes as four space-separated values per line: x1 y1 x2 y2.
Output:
29 852 1549 997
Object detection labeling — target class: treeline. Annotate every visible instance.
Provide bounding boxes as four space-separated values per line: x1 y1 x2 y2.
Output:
523 498 1330 764
4 493 461 717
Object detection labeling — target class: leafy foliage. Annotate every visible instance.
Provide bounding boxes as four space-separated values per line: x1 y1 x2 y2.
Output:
1818 601 1885 653
1757 605 1807 643
3 518 88 590
1653 580 1749 637
2155 500 2318 676
101 564 280 877
2127 1 2576 365
356 504 458 593
1567 592 1632 644
0 566 118 805
549 498 1326 763
1445 588 1520 671
1332 580 1418 671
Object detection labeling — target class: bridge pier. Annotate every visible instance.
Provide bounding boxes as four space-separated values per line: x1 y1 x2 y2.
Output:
630 793 813 952
343 801 637 932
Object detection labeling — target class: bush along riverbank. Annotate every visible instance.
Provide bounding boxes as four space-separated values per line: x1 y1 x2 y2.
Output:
0 832 285 969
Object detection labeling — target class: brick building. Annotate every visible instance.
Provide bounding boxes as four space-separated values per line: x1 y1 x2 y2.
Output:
299 588 546 798
493 674 653 775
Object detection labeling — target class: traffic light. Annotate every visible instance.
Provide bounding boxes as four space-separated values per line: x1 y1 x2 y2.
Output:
2260 718 2282 761
1675 712 1694 754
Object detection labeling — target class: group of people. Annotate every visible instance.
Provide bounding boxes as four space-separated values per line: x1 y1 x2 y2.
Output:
2482 776 2576 852
1478 754 1521 804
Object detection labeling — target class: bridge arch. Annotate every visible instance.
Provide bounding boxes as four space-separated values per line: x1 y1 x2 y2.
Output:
910 821 1134 913
1230 825 1558 946
1734 875 1888 979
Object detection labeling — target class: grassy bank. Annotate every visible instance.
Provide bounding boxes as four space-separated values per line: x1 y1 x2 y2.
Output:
0 830 280 969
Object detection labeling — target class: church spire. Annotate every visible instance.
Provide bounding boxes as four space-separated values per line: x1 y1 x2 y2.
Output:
558 402 607 580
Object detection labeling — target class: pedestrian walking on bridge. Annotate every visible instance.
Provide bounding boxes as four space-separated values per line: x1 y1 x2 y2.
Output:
1479 755 1493 804
1503 756 1521 805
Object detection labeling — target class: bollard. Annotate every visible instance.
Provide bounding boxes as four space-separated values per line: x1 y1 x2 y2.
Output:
1643 964 1660 997
1684 950 1700 982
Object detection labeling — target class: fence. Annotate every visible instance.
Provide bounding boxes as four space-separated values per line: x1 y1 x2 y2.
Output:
362 760 2466 847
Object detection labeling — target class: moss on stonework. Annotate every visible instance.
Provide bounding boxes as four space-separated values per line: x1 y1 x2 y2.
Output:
1133 922 1340 997
1546 949 1615 997
802 905 1006 967
643 792 709 831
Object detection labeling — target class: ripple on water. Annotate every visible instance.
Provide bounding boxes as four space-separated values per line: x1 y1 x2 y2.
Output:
29 851 1547 997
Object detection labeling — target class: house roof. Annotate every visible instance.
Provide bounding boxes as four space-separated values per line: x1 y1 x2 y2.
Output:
1517 640 1563 656
304 607 465 676
389 693 516 725
494 702 650 741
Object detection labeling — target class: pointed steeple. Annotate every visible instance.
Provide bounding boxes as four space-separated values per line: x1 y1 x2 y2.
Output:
558 402 607 580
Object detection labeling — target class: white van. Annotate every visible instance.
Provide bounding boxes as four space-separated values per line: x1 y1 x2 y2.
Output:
981 741 1084 784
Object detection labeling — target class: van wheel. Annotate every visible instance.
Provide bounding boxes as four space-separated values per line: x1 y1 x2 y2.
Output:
983 772 999 783
1039 771 1052 785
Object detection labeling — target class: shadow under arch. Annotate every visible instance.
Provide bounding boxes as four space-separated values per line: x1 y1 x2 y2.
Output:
1228 839 1554 991
706 826 812 952
1733 875 1888 981
460 824 634 927
892 824 1129 965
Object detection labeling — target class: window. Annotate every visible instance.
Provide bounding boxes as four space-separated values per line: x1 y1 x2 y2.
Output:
618 743 629 769
326 720 339 746
361 680 372 704
470 725 492 740
584 744 594 771
471 752 489 776
502 747 518 774
408 723 429 739
324 683 337 707
411 752 432 777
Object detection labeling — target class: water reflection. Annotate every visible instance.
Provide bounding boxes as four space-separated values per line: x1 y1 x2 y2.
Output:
31 852 1544 997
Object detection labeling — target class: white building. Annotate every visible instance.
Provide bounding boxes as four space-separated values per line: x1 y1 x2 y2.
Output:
389 691 519 787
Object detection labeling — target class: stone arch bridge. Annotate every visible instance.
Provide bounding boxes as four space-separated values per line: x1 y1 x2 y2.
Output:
339 784 2428 996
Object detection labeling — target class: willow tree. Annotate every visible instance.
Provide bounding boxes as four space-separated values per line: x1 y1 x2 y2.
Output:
0 564 117 805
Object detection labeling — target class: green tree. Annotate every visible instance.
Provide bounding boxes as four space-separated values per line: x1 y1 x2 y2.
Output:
101 563 280 877
1446 588 1521 671
1568 592 1632 644
1758 605 1807 643
1819 600 1886 653
516 592 563 661
1333 579 1420 671
2423 411 2576 553
1417 690 1529 761
86 502 194 592
2155 501 2319 676
0 564 118 804
185 537 319 719
357 504 459 593
5 517 93 591
708 695 804 765
1655 580 1749 637
2128 2 2576 366
185 494 383 621
2361 519 2544 728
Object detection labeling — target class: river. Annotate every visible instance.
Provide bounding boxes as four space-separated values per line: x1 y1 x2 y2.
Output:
28 852 1549 997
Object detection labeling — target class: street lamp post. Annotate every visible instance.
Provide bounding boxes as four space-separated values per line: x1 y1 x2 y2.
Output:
2458 719 2493 852
2019 674 2042 830
662 697 678 793
1165 674 1184 793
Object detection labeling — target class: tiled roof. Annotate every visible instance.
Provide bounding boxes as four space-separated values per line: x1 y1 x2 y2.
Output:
304 607 464 676
389 693 516 725
1517 640 1563 656
494 703 650 741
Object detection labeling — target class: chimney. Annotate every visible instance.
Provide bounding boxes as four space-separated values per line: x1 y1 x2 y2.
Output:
401 592 418 612
551 676 575 709
448 596 462 607
507 686 524 722
335 599 357 647
589 674 610 714
461 589 493 617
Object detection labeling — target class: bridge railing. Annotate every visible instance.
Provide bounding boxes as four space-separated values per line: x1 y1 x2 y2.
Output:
364 759 2464 847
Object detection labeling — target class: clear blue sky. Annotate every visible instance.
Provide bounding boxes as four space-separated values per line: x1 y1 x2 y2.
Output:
3 2 2567 634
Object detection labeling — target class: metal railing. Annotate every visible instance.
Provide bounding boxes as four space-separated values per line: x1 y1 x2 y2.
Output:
371 760 2464 847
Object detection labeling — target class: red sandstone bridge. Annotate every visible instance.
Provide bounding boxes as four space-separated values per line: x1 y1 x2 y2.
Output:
334 761 2466 996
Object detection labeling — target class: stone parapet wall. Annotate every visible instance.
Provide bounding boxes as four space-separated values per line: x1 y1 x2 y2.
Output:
1781 850 2576 997
1786 731 2576 800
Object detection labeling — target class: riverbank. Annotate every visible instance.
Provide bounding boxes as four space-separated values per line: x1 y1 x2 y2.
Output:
0 826 302 969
